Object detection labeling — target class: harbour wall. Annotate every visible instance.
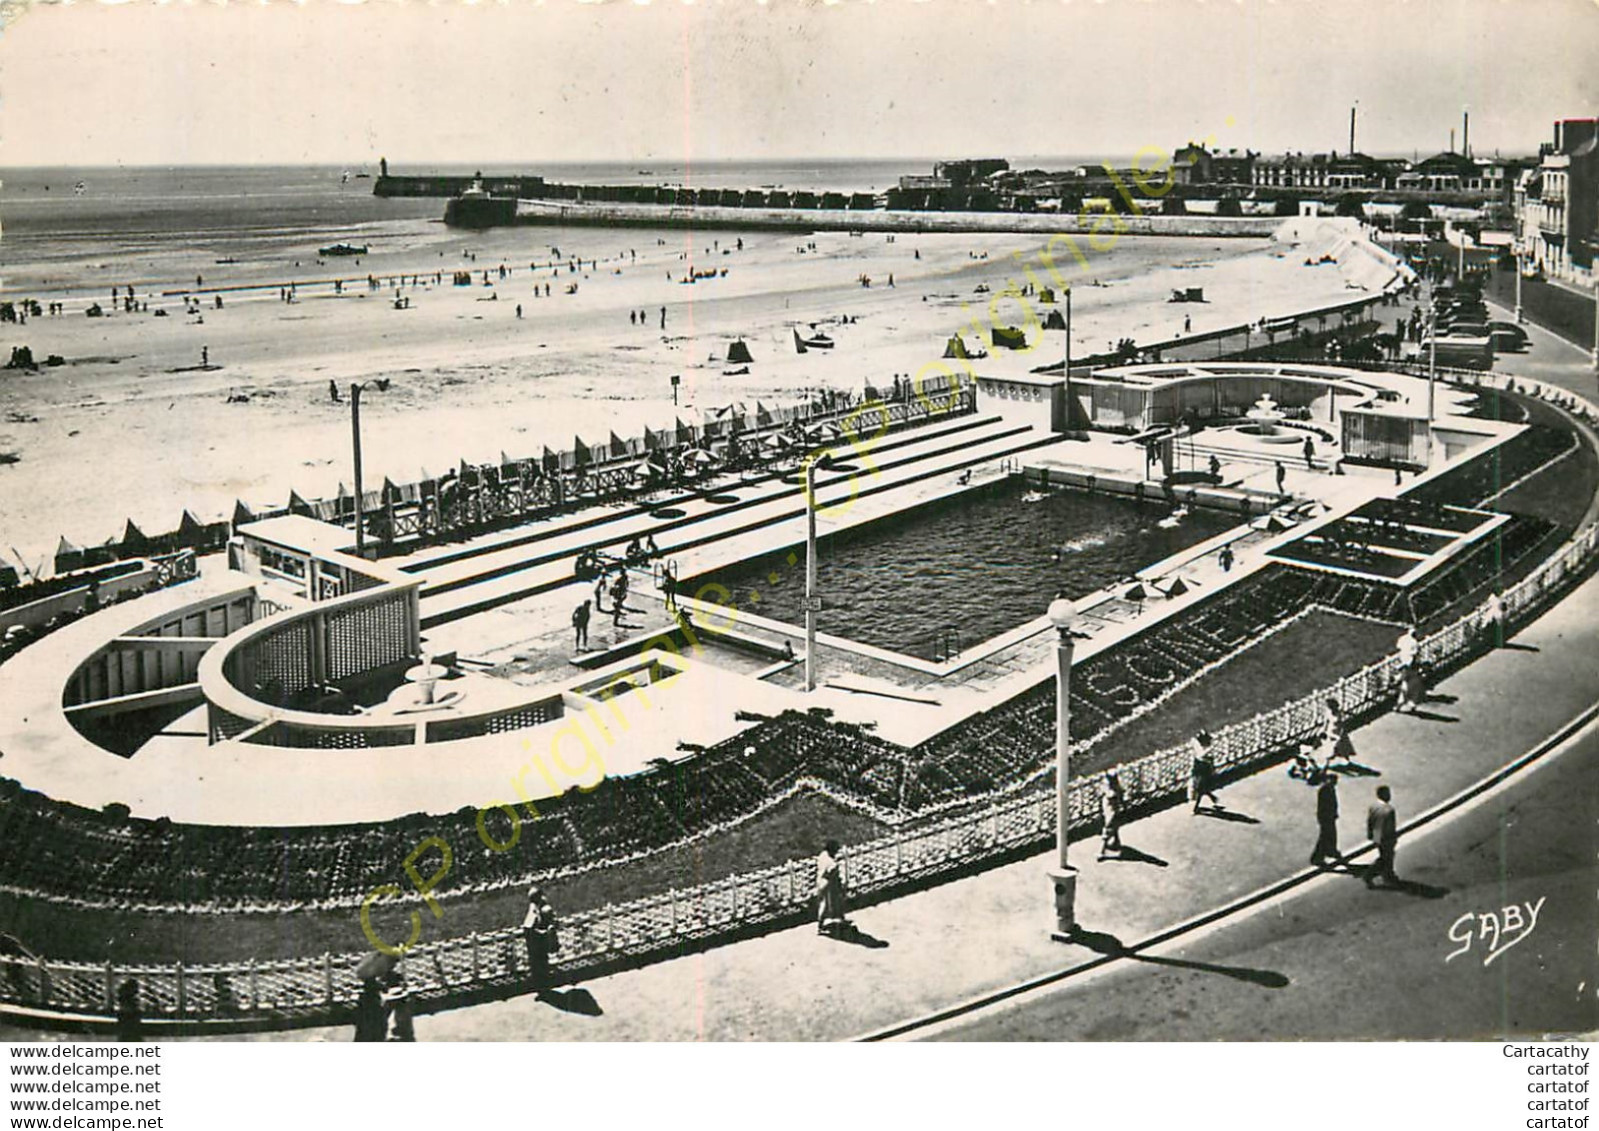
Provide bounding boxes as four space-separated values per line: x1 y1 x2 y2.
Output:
449 196 1280 238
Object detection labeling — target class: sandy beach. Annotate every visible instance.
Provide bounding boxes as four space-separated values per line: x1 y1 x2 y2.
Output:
0 216 1368 569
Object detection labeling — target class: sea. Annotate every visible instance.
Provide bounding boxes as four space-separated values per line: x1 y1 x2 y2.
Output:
0 156 1125 291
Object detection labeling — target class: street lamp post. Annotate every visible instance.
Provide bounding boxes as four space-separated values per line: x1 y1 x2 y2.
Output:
1514 250 1524 325
1046 593 1080 939
1591 280 1598 374
803 455 819 692
350 382 368 558
1063 286 1073 428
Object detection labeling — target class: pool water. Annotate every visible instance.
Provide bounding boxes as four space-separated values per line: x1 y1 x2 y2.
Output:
695 479 1239 661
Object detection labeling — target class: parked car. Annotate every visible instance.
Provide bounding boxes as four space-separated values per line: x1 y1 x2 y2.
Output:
1487 321 1530 352
1420 335 1495 370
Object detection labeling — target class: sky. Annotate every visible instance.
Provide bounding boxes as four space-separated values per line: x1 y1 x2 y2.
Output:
1 0 1597 168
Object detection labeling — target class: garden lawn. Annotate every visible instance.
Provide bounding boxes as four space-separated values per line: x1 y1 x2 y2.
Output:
1076 610 1401 774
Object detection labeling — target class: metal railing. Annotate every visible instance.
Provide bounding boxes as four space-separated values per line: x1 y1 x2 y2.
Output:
1 371 1594 1033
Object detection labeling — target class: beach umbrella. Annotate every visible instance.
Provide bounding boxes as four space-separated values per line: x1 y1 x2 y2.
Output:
686 448 720 467
1163 577 1190 598
541 446 559 472
500 451 515 469
571 436 591 468
336 482 349 499
355 951 399 984
232 500 255 528
675 418 696 445
1123 582 1147 602
609 431 630 459
287 490 312 516
642 426 661 452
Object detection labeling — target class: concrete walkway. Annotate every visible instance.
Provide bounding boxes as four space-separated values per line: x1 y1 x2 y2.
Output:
221 557 1599 1042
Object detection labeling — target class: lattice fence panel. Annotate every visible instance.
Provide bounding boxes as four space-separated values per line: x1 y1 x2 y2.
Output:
325 593 412 681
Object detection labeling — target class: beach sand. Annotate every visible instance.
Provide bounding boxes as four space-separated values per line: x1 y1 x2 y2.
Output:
0 219 1366 568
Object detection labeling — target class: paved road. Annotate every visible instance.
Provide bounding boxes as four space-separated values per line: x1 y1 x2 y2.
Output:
929 720 1599 1041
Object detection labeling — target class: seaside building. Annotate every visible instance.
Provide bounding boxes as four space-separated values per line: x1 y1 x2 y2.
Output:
1515 118 1599 287
1171 144 1257 186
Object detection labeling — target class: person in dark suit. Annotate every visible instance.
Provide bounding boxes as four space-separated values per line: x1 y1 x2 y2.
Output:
1311 772 1340 866
522 886 559 996
1365 785 1399 887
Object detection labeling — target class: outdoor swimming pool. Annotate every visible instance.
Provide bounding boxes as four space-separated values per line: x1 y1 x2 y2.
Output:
694 479 1239 661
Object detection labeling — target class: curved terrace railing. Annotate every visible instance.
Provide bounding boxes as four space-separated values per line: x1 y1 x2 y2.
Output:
3 369 1595 1033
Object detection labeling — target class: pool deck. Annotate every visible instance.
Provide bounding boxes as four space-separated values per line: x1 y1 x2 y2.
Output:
3 362 1520 826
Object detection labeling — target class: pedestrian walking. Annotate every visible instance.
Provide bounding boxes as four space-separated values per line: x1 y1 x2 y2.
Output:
114 978 143 1043
1479 590 1504 650
661 568 678 611
572 599 591 651
1188 731 1221 813
201 345 209 367
382 977 415 1041
611 570 629 626
1321 697 1356 767
353 978 388 1042
1311 771 1340 866
1365 785 1399 887
660 306 666 330
1302 434 1315 470
1394 627 1420 712
1274 460 1286 496
1098 771 1125 859
1218 544 1235 573
594 573 608 614
815 839 848 935
521 885 559 995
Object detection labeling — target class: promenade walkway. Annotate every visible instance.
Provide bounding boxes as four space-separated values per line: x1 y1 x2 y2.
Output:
210 553 1599 1042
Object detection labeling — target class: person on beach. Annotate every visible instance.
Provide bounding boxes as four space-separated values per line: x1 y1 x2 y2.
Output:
1188 731 1221 813
329 380 341 403
660 306 667 330
1218 543 1235 573
662 567 678 612
1365 785 1399 888
1311 771 1340 866
572 599 591 651
1302 434 1315 469
201 346 209 367
1275 460 1287 496
593 573 608 615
